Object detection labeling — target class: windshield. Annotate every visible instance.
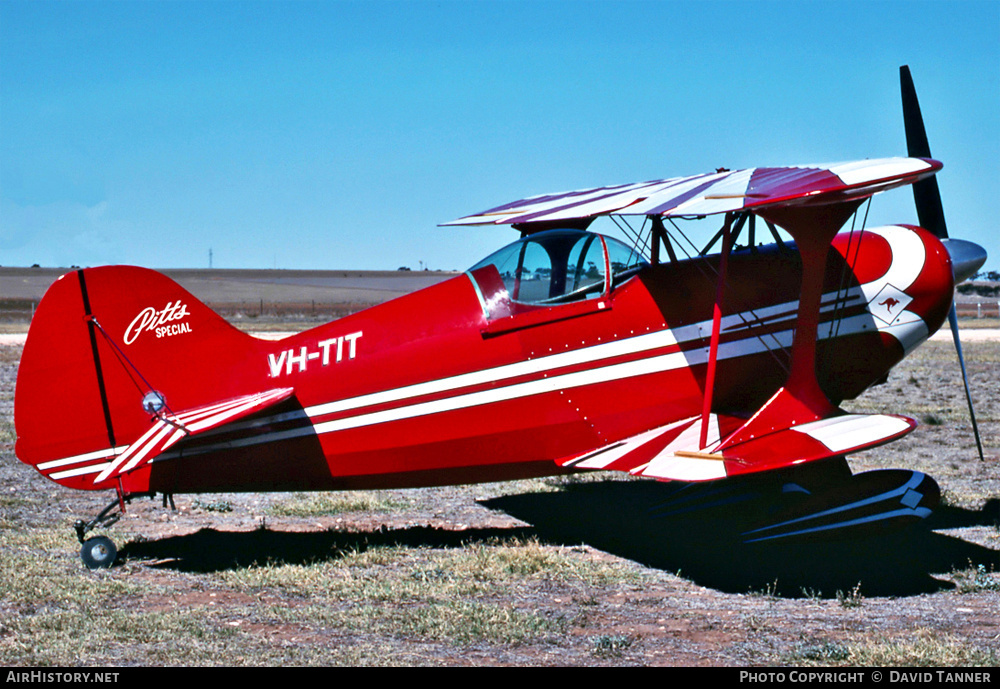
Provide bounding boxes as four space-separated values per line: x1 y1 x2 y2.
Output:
468 230 647 315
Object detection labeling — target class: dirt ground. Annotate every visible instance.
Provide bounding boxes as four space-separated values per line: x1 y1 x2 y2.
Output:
1 335 998 667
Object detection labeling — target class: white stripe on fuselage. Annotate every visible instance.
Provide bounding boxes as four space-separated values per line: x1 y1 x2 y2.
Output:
157 308 893 461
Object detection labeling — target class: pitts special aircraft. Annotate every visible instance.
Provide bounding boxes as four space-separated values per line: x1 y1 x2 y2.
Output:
14 67 989 568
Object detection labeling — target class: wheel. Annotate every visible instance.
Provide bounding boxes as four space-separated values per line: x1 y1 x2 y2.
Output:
80 536 117 569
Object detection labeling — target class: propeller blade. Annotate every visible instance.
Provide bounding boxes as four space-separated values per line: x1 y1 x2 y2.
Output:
903 65 986 463
900 65 949 239
947 305 986 462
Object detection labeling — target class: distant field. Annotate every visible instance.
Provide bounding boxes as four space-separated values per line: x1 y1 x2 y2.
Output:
0 266 457 325
4 265 997 338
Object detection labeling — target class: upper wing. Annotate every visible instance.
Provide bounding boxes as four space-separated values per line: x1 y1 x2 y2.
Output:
443 158 941 226
558 411 915 482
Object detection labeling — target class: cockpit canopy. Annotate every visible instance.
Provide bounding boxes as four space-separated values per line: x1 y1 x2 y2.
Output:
468 230 647 318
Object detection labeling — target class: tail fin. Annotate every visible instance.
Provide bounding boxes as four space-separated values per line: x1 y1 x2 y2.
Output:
15 266 269 492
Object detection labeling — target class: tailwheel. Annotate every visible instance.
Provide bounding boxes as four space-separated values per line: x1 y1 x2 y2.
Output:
73 491 150 569
80 536 117 570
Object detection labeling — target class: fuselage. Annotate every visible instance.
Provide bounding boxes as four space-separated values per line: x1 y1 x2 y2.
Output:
147 224 953 494
16 224 954 496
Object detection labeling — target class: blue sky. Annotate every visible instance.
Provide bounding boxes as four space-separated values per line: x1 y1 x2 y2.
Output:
2 0 997 271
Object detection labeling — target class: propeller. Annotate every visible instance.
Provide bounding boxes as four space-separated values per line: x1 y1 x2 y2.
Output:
900 65 986 462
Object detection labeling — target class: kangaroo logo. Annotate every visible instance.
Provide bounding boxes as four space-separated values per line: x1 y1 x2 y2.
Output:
869 284 912 326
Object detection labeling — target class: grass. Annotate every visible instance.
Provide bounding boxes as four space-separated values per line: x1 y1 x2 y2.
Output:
192 499 234 513
748 579 780 599
0 527 236 666
210 536 643 649
949 562 1000 593
1 528 629 664
0 522 379 665
590 634 634 659
220 536 644 600
351 600 565 646
0 345 21 363
267 491 409 517
7 608 246 666
443 537 640 587
0 528 140 608
959 317 1000 329
786 629 999 667
835 582 864 608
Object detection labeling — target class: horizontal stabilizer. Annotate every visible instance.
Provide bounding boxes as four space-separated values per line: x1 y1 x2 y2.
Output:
559 413 915 482
86 388 295 485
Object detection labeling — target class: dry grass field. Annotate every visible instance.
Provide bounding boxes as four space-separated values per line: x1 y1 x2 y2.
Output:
0 267 456 327
1 333 997 667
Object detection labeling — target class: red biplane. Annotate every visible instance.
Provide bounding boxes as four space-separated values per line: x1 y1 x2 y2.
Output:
14 67 988 568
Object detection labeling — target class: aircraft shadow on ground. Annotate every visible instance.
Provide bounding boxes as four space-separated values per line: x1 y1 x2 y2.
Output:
121 481 998 598
483 481 1000 598
121 523 535 575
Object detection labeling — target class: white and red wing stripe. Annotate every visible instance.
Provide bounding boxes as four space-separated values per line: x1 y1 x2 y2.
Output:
443 158 940 226
560 415 734 481
559 413 915 482
39 446 129 481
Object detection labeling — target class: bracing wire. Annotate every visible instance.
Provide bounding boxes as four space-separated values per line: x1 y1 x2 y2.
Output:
663 215 791 374
88 317 187 432
829 198 872 339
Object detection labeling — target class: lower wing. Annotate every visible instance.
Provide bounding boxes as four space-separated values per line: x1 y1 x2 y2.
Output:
558 411 915 481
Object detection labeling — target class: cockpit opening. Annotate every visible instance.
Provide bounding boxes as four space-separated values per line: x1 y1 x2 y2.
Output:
467 230 647 319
